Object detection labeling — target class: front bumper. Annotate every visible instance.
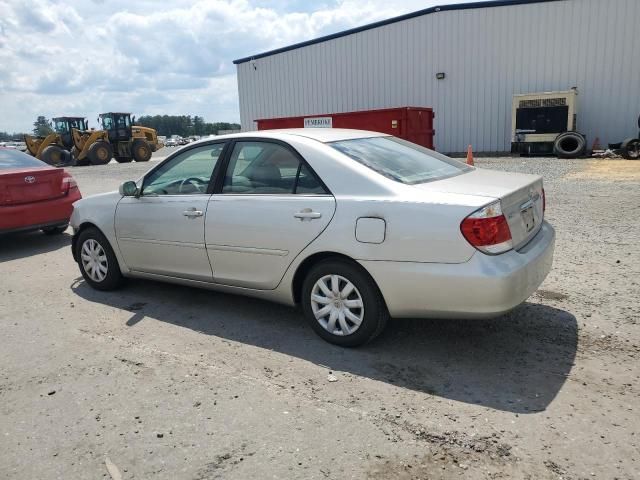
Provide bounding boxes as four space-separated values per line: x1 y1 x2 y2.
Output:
360 221 556 319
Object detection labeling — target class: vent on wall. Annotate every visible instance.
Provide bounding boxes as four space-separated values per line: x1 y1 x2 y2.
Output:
519 98 567 108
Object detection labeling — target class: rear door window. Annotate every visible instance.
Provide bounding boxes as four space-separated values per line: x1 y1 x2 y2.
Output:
222 141 328 195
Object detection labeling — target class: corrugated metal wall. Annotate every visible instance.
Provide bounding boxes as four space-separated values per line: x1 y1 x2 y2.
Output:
236 0 640 152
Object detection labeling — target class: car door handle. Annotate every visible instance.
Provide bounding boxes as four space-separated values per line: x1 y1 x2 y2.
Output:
183 208 203 218
294 209 322 221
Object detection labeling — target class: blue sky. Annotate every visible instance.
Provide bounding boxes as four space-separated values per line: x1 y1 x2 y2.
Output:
0 0 475 132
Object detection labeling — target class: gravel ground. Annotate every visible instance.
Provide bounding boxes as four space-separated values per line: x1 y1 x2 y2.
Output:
1 156 639 480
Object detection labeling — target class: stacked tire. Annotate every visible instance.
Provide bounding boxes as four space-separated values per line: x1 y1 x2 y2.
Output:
553 132 587 159
621 138 640 160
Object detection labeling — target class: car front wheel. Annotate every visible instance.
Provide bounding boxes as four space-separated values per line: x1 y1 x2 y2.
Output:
301 260 388 347
76 227 124 291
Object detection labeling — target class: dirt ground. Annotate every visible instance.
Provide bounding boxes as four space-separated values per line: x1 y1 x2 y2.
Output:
1 156 638 480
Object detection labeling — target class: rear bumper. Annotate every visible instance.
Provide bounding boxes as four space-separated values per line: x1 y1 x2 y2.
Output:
0 190 81 234
360 221 556 318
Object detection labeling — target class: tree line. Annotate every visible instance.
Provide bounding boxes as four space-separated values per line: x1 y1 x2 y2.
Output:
0 131 25 141
0 115 51 140
2 116 62 140
0 115 240 141
136 115 240 137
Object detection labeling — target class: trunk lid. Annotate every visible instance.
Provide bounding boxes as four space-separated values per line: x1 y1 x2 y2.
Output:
0 166 66 206
415 168 545 250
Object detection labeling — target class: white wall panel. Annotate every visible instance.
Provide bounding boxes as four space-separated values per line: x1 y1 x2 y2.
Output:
236 0 640 152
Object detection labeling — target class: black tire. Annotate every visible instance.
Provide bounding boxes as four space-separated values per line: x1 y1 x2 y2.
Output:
42 224 68 235
620 138 640 160
87 141 113 165
114 155 133 163
301 259 389 347
70 147 87 166
60 150 72 166
75 227 124 291
41 145 65 166
132 139 152 162
554 132 586 158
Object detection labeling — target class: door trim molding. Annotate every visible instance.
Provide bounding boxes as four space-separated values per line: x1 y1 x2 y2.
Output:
205 243 288 256
119 237 206 250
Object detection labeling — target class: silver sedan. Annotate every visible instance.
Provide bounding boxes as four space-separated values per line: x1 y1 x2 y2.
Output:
70 129 555 347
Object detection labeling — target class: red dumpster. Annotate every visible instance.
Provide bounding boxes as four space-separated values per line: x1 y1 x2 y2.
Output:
256 106 435 149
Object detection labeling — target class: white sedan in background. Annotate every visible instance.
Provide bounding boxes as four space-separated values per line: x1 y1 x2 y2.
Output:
70 129 554 347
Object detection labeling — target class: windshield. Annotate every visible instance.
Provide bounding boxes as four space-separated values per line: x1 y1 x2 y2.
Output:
69 118 86 130
101 116 113 129
53 119 68 134
329 136 472 184
0 149 47 169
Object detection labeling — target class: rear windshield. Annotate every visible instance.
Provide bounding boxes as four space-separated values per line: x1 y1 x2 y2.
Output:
0 149 46 170
329 136 471 184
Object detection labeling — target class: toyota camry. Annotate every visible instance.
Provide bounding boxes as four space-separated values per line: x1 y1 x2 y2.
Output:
70 129 554 346
1 147 81 235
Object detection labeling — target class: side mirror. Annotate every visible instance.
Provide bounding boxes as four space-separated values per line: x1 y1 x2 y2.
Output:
119 181 139 197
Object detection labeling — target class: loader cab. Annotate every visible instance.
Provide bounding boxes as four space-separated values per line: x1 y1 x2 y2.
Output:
99 113 132 143
53 117 88 149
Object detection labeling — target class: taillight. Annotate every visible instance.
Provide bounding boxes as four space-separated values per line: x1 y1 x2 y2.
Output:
460 200 513 255
62 174 78 194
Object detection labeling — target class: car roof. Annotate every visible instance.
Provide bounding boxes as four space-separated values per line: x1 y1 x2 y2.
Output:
200 128 389 144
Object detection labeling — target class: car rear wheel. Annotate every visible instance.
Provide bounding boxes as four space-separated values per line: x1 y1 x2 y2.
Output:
76 228 124 291
301 260 388 347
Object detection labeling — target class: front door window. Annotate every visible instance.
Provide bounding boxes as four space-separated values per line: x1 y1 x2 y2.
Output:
143 143 226 195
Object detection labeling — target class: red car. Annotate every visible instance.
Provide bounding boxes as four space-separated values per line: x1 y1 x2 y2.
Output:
0 148 82 235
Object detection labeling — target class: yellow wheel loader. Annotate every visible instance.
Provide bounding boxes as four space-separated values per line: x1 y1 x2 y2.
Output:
24 117 88 166
71 112 163 166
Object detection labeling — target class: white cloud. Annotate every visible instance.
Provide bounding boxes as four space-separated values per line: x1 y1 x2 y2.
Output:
0 0 471 132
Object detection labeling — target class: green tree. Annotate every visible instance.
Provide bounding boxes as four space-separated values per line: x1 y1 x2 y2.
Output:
193 116 205 136
33 116 54 136
135 115 240 137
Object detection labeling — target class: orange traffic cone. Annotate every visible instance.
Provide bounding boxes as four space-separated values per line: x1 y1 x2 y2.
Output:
466 145 474 166
591 137 601 151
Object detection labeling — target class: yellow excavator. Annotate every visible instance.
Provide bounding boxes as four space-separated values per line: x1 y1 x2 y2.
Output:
24 117 88 166
71 112 163 165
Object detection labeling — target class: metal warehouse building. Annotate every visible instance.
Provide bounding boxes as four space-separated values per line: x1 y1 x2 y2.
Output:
234 0 640 153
